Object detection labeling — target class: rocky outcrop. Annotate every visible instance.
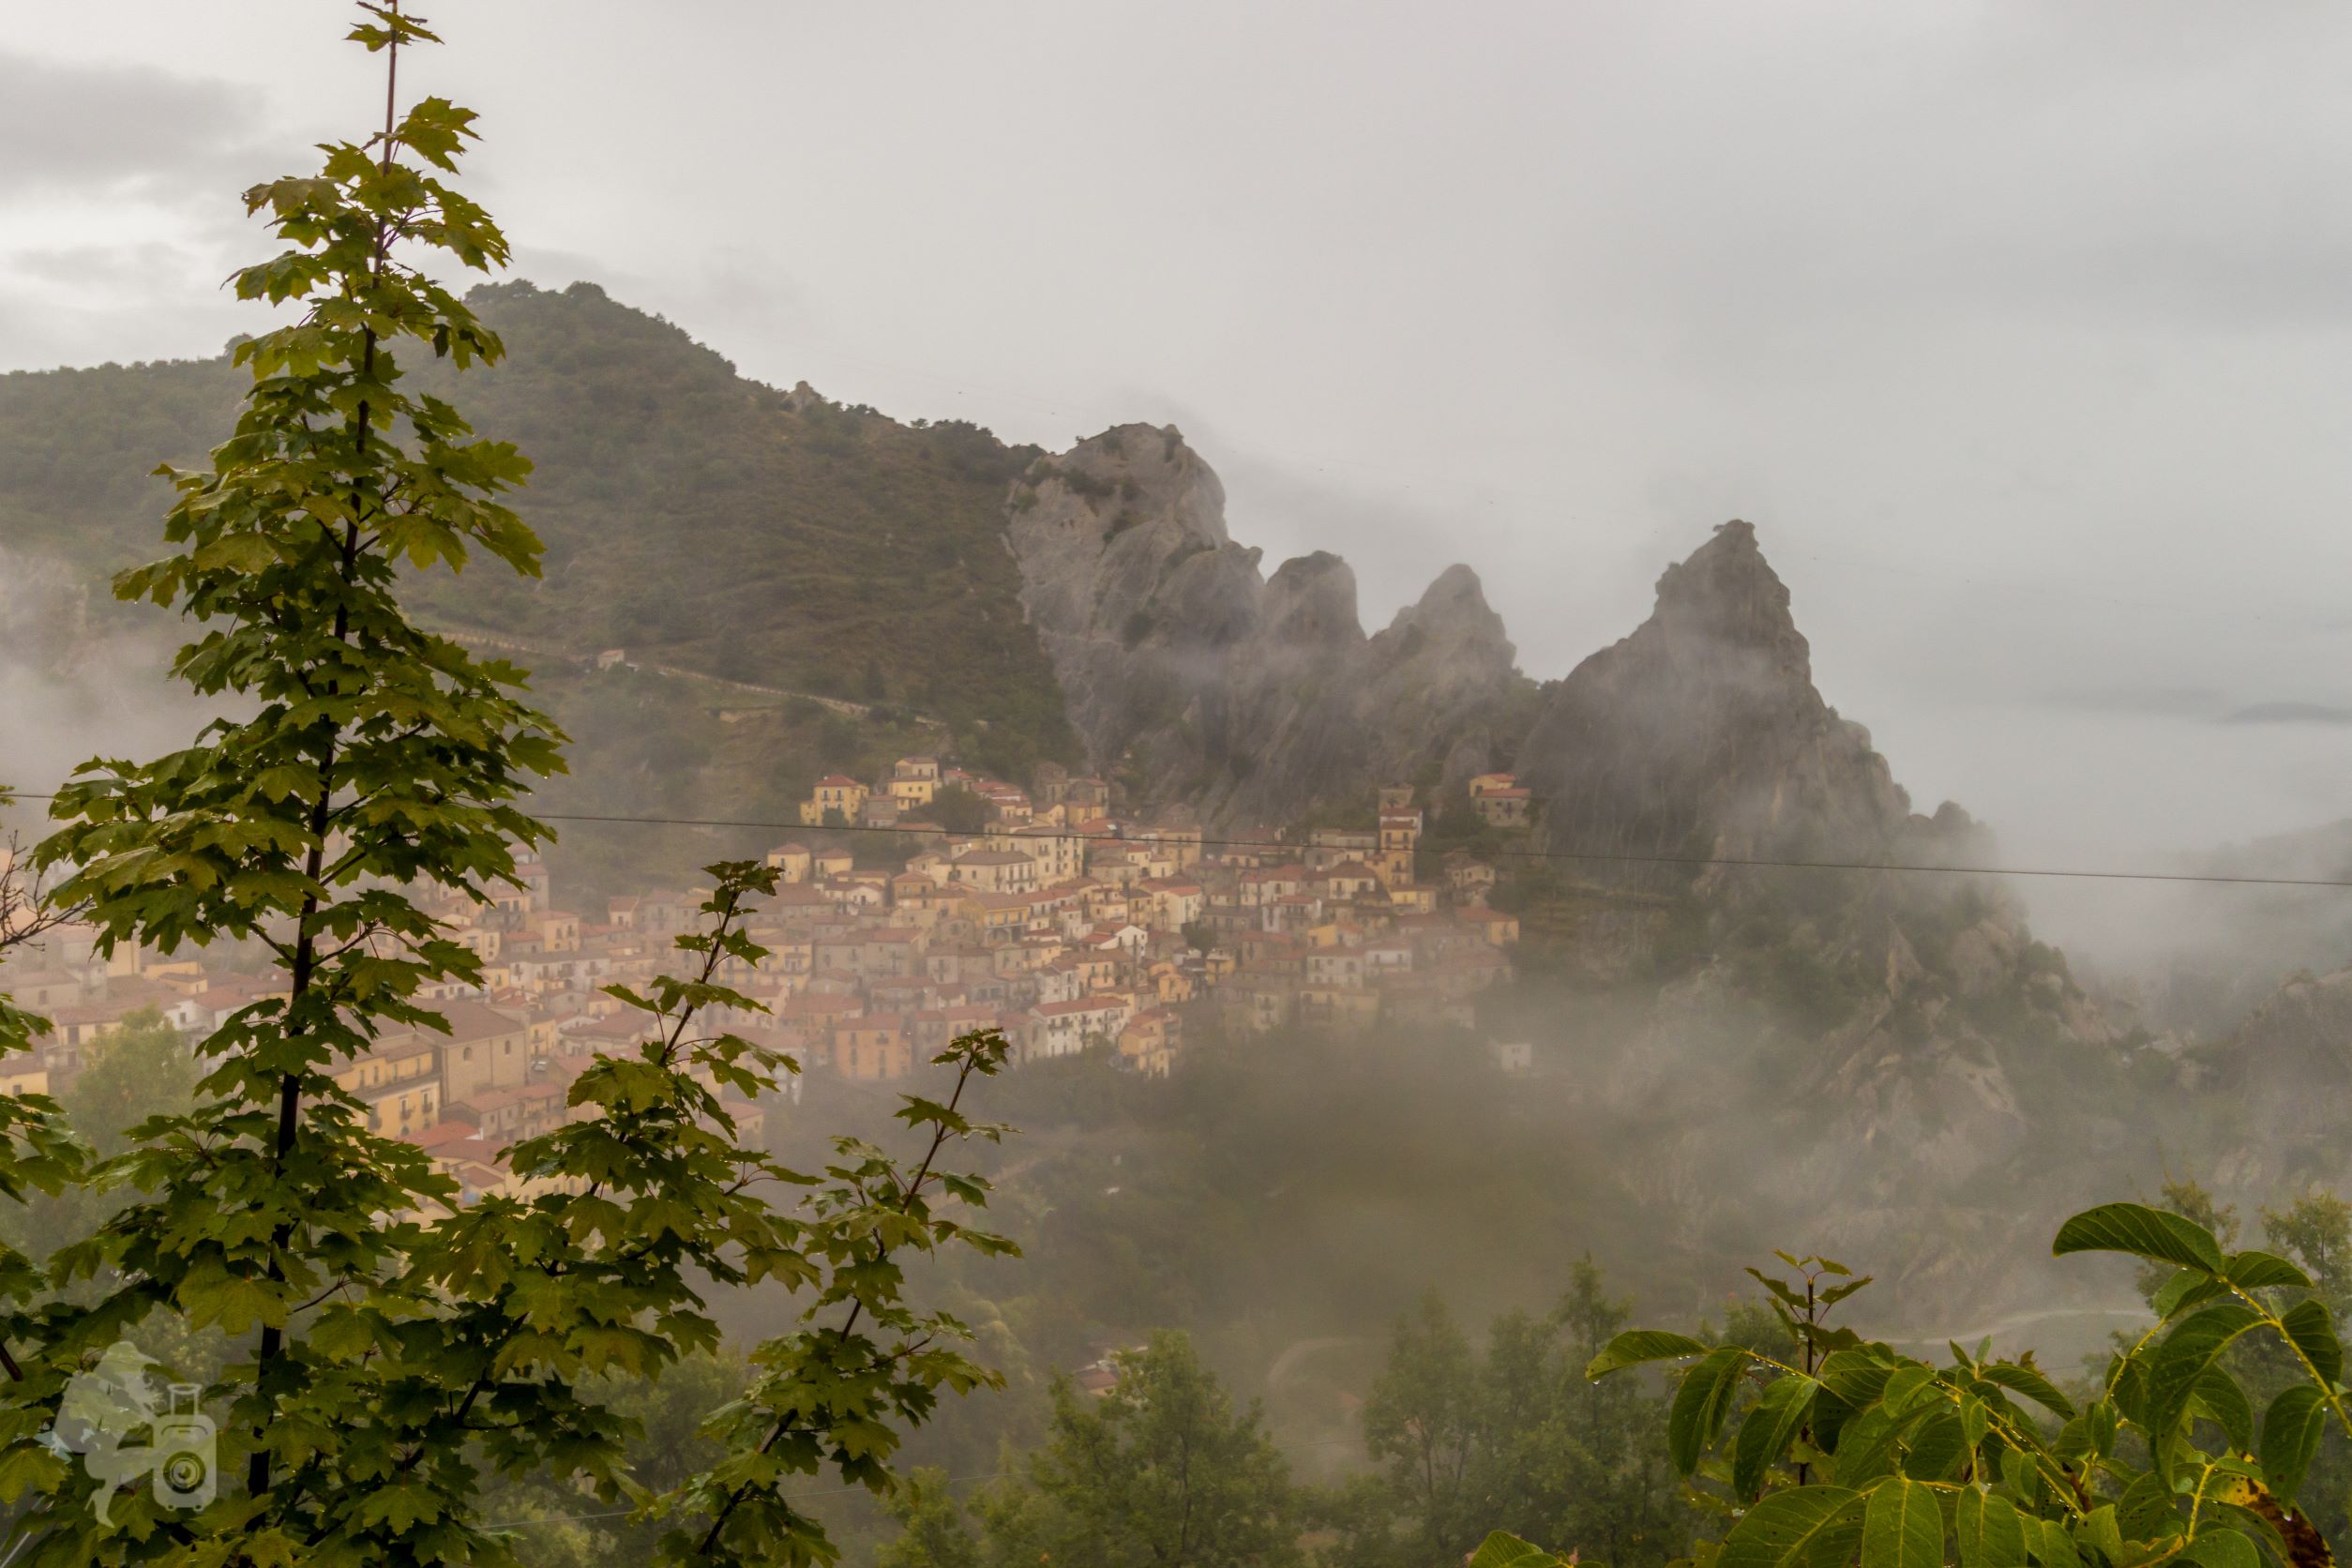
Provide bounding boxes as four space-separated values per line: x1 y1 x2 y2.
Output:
1509 522 2123 1153
1521 520 1958 885
1004 425 1526 823
2199 969 2352 1188
1360 564 1523 793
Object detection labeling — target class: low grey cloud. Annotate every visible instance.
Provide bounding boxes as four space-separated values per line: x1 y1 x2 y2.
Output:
2038 686 2230 721
0 52 264 199
2020 688 2352 728
9 239 202 290
2221 702 2352 728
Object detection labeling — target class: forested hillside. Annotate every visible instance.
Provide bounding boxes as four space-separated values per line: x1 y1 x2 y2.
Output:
0 278 1079 778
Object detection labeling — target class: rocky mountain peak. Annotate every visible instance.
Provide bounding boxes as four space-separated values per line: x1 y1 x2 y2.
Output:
1038 424 1229 552
1003 429 1528 822
1262 551 1364 647
1378 563 1514 663
1649 520 1810 671
1519 520 1908 875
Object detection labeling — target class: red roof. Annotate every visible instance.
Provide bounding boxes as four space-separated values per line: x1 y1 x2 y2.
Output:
404 1122 483 1153
914 1004 1001 1024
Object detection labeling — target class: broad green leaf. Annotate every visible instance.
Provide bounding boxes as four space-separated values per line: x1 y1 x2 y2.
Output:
1901 1406 1969 1483
1750 1268 1808 1311
1733 1374 1818 1500
0 1443 67 1504
1882 1364 1939 1413
2111 1354 2150 1425
1818 1349 1895 1409
2191 1367 2254 1452
2148 1304 2261 1439
1982 1493 2028 1568
2000 1443 2038 1503
355 1477 445 1532
2153 1268 2228 1321
1810 1388 1860 1455
1980 1361 2076 1418
2033 1517 2084 1568
2081 1505 2124 1565
1670 1346 1752 1474
2086 1397 2119 1456
1588 1330 1711 1379
1954 1488 1988 1568
1862 1477 1943 1568
1821 1275 1874 1305
1832 1402 1938 1488
2053 1203 2225 1275
2179 1530 2260 1568
1718 1485 1867 1568
181 1265 289 1334
2214 1502 2293 1568
2224 1251 2314 1290
2278 1298 2342 1387
2260 1384 2327 1509
2115 1470 2179 1544
1467 1531 1567 1568
1957 1488 2029 1568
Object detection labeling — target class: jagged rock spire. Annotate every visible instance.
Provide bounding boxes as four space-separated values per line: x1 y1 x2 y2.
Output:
1003 427 1524 822
1519 520 1910 874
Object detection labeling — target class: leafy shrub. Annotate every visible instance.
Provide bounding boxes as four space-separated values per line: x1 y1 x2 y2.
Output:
1589 1209 2352 1568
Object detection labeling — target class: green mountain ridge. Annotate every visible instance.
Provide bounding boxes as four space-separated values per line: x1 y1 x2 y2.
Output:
0 278 1080 783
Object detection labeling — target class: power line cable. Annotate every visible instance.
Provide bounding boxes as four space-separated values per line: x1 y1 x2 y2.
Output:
9 794 2352 892
523 810 2352 890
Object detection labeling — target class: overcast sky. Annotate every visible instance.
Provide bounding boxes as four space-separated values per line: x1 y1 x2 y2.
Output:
10 1 2352 924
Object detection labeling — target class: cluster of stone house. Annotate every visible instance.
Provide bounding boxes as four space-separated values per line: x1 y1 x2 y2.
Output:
0 854 765 1208
1467 771 1532 827
0 769 1519 1192
725 776 1518 1076
798 755 1114 831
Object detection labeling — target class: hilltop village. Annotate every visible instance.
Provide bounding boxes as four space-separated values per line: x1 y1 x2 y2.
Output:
0 758 1529 1200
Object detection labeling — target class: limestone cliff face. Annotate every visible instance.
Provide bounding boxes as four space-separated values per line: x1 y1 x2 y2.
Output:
1513 521 2118 1166
1004 425 1524 823
1362 564 1523 793
1521 520 1925 882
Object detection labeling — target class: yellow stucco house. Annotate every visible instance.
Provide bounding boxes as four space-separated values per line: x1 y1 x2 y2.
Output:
800 776 870 826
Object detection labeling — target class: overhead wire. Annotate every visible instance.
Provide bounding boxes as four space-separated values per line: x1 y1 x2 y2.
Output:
8 795 2352 891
